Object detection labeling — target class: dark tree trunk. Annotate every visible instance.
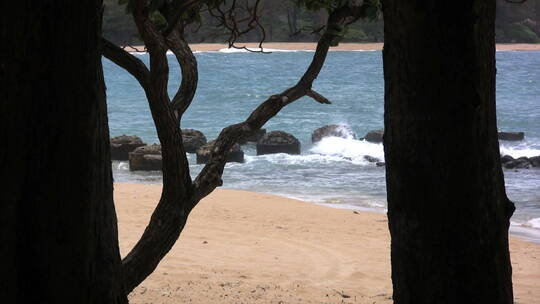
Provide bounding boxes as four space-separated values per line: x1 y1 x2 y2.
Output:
382 1 514 304
1 1 127 303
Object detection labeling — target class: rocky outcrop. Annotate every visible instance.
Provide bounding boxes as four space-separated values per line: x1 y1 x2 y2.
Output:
238 129 266 144
500 155 514 164
256 131 301 155
311 124 356 142
363 155 380 163
503 156 532 169
530 156 540 167
498 131 524 141
110 135 146 160
129 144 162 171
182 129 207 153
362 129 384 143
196 141 244 164
501 154 540 169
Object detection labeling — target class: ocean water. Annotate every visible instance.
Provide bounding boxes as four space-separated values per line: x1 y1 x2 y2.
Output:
104 49 540 241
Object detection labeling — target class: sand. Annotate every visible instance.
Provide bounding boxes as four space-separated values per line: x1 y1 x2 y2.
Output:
115 183 540 303
122 42 540 52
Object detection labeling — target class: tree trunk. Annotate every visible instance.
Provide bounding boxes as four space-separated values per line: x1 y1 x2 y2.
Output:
0 1 127 303
382 1 514 304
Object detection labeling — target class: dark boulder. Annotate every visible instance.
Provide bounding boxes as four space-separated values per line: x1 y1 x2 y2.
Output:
498 131 524 141
110 135 146 160
256 131 301 155
529 156 540 167
129 144 162 171
311 124 356 142
362 129 384 143
363 155 380 163
238 128 266 144
182 129 207 153
500 155 514 164
196 140 244 164
503 156 531 169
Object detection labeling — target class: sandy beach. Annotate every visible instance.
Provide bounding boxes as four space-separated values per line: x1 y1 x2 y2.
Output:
122 42 540 52
115 183 540 304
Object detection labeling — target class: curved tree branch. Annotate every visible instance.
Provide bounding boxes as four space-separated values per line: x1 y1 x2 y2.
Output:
165 26 199 118
191 32 333 201
101 37 151 92
192 3 370 202
120 0 193 293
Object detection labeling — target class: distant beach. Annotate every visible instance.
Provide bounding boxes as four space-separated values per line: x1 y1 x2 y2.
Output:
116 183 540 304
122 42 540 52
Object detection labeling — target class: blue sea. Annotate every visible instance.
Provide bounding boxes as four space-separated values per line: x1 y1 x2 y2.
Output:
104 48 540 242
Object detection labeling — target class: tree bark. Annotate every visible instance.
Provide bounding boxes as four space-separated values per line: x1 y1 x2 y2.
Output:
383 0 514 304
0 1 127 303
382 1 514 303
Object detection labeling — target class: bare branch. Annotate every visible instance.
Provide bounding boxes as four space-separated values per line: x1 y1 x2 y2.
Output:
101 37 150 91
192 3 373 202
122 44 147 52
307 89 332 104
208 0 265 50
192 33 334 201
165 25 199 117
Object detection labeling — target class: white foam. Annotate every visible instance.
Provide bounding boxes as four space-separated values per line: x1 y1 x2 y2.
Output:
251 152 350 165
500 144 540 158
218 47 313 53
310 136 385 164
117 161 129 170
525 218 540 229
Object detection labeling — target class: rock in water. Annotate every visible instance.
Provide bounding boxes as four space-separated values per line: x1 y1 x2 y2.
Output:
363 155 380 163
503 156 532 169
182 129 207 153
498 131 524 141
129 144 162 171
256 131 301 155
311 124 356 142
110 135 146 160
362 129 384 143
500 155 514 164
238 128 266 145
196 140 244 164
528 156 540 167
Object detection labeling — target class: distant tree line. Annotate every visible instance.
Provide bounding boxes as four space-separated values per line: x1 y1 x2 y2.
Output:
103 0 540 45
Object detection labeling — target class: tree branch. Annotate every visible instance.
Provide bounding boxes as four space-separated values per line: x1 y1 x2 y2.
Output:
192 34 333 202
101 37 151 91
163 0 202 37
307 89 332 104
120 0 194 293
191 3 372 202
165 26 198 118
114 0 373 295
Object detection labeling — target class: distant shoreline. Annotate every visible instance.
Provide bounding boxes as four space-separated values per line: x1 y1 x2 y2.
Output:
122 42 540 52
